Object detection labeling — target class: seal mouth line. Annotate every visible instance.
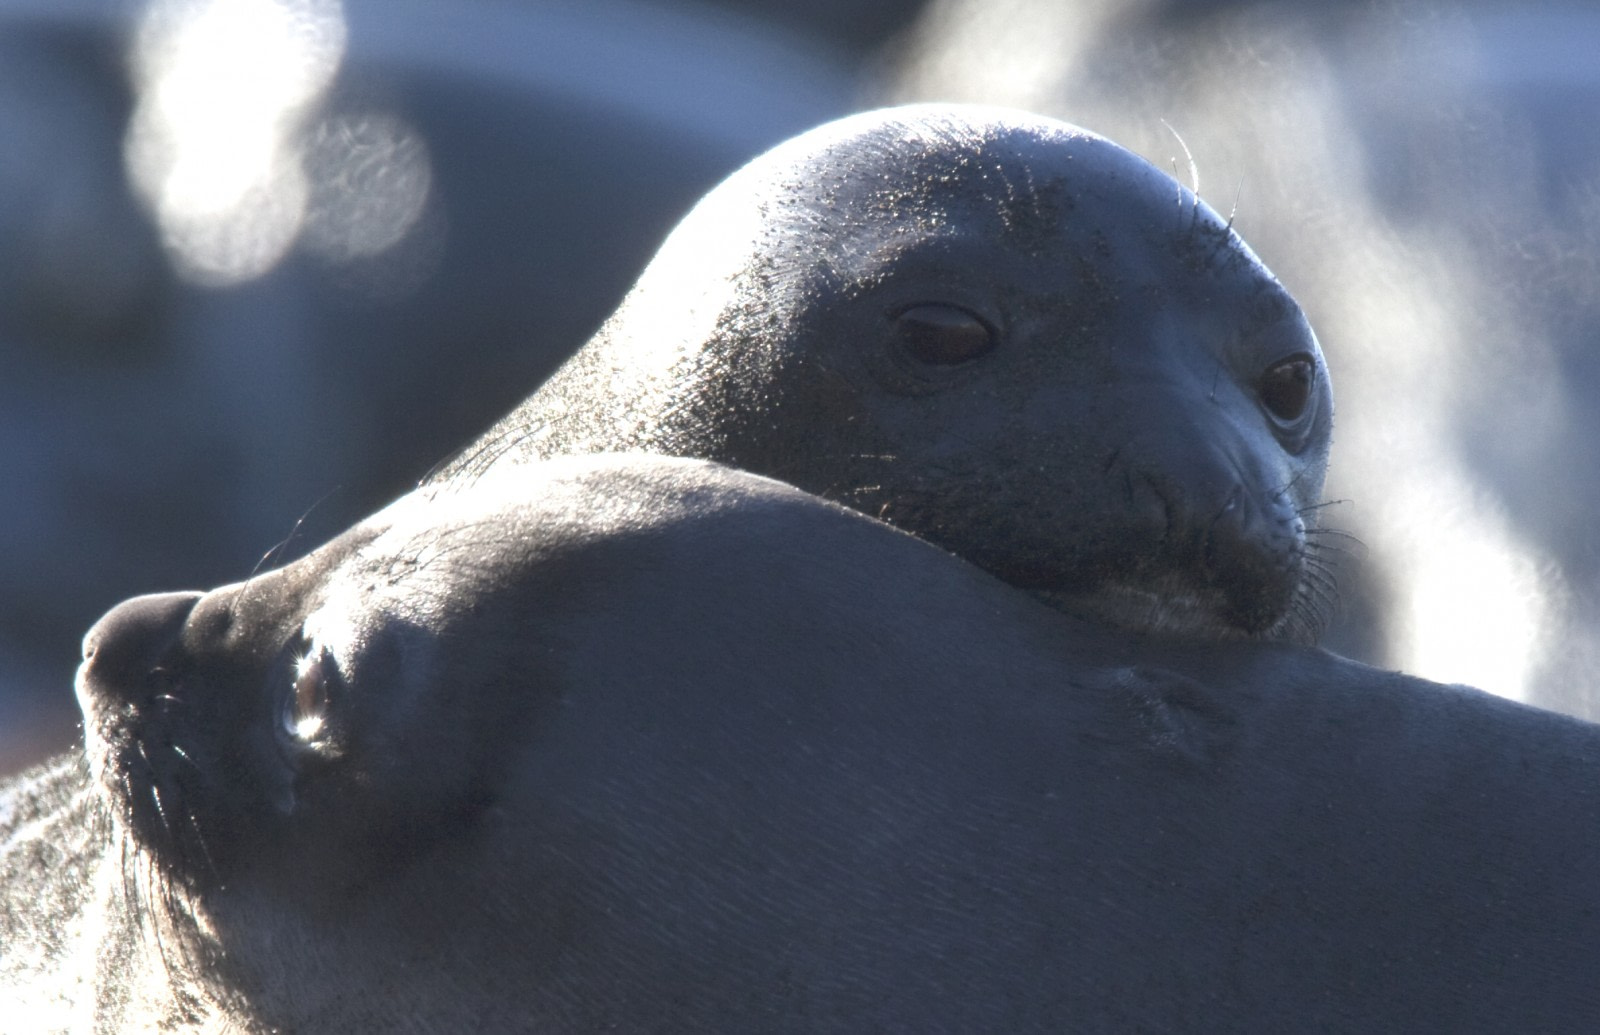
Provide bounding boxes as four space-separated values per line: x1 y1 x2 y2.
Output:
1045 581 1246 641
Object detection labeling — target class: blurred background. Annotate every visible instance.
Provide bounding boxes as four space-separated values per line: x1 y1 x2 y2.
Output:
2 0 1597 775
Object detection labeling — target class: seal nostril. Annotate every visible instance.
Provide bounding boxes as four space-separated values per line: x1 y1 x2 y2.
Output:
1204 487 1259 573
1202 485 1303 632
80 591 204 704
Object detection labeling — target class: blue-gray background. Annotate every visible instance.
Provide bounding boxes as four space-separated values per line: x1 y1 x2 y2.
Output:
3 0 1598 775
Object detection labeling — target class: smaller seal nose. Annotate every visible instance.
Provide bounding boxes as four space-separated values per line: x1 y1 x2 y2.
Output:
79 591 203 706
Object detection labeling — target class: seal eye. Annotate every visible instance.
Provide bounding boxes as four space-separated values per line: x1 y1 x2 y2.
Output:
893 304 997 366
1259 354 1315 422
286 646 335 742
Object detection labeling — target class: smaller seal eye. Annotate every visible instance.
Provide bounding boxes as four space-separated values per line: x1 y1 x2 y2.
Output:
286 647 335 741
1259 353 1316 422
893 304 997 366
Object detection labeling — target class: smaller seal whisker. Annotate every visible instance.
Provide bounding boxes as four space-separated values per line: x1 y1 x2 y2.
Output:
147 781 176 844
1303 526 1363 544
183 810 223 888
440 422 547 491
1160 118 1201 209
1299 569 1339 600
168 743 200 772
1302 537 1358 562
250 487 341 581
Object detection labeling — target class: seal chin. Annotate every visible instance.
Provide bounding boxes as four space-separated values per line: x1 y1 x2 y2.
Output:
1039 581 1275 643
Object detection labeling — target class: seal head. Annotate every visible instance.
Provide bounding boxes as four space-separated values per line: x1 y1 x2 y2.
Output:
456 105 1335 642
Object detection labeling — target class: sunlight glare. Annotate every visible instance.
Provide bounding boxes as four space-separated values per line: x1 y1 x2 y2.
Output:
1394 480 1552 701
125 0 346 285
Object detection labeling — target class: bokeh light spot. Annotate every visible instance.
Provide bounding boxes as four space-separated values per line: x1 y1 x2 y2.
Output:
125 0 346 286
300 113 432 263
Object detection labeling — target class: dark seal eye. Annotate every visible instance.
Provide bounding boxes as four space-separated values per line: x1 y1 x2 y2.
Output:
286 646 336 741
1259 353 1316 422
893 304 997 366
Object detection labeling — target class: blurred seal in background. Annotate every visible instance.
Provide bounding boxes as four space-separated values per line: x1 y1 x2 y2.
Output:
0 0 859 772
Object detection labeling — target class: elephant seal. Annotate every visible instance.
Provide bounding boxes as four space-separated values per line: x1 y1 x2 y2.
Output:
10 454 1600 1030
445 104 1336 643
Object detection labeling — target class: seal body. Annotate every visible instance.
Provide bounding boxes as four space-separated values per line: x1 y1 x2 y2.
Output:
10 454 1600 1030
449 105 1335 642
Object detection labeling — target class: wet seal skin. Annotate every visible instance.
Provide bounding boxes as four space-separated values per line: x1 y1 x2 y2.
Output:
446 104 1337 643
5 455 1600 1030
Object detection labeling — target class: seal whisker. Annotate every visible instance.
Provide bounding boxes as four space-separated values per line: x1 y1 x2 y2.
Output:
1300 549 1342 586
1303 542 1347 575
139 850 184 998
1298 566 1340 599
1302 537 1359 563
181 809 223 889
1303 542 1360 567
1303 526 1363 544
168 742 200 771
1160 117 1201 208
1278 468 1321 499
420 428 505 487
1304 530 1364 569
1285 567 1340 638
1296 583 1342 630
1302 545 1341 573
458 427 538 489
147 780 176 846
250 487 341 580
1298 553 1339 587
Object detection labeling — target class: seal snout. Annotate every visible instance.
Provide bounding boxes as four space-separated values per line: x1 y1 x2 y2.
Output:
1094 427 1308 639
1202 484 1303 633
78 590 202 709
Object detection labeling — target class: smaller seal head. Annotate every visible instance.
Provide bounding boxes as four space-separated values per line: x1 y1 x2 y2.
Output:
69 478 555 1023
